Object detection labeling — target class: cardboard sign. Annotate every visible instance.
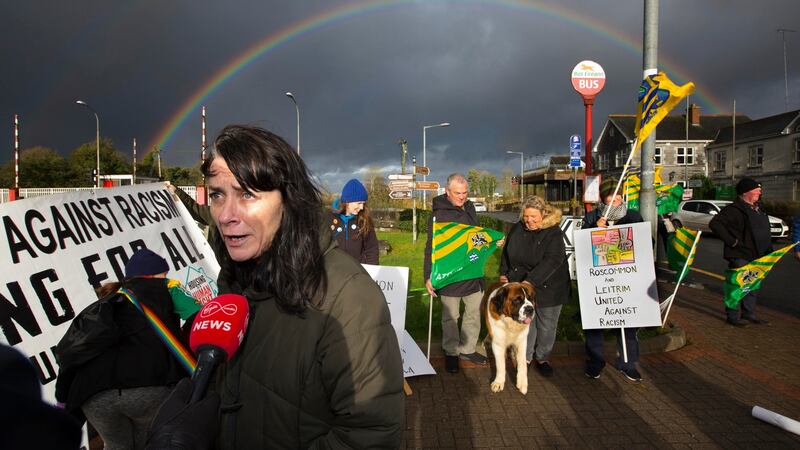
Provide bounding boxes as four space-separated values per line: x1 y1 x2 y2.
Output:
574 222 661 329
362 264 434 377
0 184 220 403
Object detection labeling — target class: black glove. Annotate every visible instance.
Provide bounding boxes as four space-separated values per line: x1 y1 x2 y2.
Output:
146 378 220 450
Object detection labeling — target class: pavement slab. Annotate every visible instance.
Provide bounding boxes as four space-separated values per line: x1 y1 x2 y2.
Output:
403 282 800 448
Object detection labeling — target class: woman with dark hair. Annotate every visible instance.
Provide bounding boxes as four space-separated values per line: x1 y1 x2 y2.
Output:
330 178 379 264
148 125 403 449
499 196 570 378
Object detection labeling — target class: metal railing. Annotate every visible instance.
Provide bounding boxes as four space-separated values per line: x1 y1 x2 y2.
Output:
0 185 198 203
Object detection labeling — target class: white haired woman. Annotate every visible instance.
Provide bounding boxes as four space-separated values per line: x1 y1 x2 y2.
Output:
499 196 570 377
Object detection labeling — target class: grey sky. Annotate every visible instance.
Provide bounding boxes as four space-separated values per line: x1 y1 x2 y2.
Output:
2 0 798 193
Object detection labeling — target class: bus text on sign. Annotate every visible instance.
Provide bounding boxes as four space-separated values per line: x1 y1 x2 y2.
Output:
571 60 606 98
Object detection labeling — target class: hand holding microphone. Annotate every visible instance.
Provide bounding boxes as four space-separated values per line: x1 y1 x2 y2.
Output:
146 295 249 450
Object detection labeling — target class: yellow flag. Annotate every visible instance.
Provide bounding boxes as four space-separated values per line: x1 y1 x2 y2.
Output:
633 72 695 155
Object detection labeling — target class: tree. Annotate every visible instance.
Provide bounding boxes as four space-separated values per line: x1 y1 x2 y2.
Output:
363 167 390 209
66 139 130 186
466 169 481 196
478 172 498 207
164 165 203 186
0 147 70 187
500 169 516 201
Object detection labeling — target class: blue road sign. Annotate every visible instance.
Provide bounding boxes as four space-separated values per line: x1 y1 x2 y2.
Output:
570 134 582 150
569 134 582 162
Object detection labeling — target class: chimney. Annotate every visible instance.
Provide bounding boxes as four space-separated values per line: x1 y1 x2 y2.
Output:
689 103 701 125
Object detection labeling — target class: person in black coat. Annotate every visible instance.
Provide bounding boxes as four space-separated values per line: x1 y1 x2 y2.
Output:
582 181 645 382
499 196 570 377
709 177 772 326
329 178 379 264
1 344 81 450
424 173 492 373
55 249 197 450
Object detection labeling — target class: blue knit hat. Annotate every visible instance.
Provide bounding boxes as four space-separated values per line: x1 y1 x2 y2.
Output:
340 179 368 203
125 249 169 278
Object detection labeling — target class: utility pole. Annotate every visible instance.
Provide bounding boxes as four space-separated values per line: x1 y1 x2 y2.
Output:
640 0 659 236
398 139 408 174
777 29 795 111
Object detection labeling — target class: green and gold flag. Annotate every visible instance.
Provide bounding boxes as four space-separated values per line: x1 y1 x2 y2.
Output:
723 243 796 308
624 173 641 210
430 221 504 289
667 226 700 283
656 184 684 215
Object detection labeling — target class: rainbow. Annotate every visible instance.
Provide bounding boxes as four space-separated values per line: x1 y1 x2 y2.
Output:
149 0 726 152
118 288 197 374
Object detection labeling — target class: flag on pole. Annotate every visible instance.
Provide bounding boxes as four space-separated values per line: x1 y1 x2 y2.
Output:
430 222 504 289
656 184 684 215
633 72 695 155
723 243 796 308
667 226 700 283
624 172 641 210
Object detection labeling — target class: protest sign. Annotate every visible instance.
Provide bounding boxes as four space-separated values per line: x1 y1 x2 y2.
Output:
362 264 434 377
401 330 436 377
574 222 661 329
0 184 219 402
362 264 408 345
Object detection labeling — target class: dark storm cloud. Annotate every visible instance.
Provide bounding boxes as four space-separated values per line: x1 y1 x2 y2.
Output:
2 0 798 194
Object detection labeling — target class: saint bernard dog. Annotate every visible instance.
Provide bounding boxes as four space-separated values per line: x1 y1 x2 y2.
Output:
483 282 535 394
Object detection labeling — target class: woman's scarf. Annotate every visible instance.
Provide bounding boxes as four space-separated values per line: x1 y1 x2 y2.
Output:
600 203 627 222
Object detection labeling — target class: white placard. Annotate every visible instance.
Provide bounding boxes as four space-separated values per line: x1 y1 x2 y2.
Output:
361 264 407 345
0 184 220 403
574 222 661 329
361 264 435 377
583 175 601 203
401 330 435 377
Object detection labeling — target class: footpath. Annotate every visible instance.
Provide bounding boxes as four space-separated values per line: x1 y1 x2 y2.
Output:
402 281 800 449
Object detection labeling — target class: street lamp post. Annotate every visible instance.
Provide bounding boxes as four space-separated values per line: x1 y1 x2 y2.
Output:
285 92 300 155
507 150 524 205
76 100 100 188
422 122 450 206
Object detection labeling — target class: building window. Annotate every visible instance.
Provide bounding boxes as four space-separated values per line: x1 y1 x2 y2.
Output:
748 145 763 167
654 147 662 165
609 127 615 138
598 153 609 170
676 147 694 165
794 180 800 202
794 139 800 163
714 151 726 171
615 149 627 167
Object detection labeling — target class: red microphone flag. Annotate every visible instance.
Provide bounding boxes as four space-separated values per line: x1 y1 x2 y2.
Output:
190 294 250 360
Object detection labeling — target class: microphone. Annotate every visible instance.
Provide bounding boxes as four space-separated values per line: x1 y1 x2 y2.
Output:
188 294 250 403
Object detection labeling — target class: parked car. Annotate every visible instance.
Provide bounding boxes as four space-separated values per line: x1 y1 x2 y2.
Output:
671 200 789 239
473 202 487 212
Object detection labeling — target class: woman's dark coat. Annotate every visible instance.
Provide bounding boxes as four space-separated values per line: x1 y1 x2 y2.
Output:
500 209 571 307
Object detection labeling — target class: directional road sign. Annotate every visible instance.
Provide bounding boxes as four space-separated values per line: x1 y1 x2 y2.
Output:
388 181 414 190
389 190 412 200
414 166 430 176
415 181 440 191
388 173 414 180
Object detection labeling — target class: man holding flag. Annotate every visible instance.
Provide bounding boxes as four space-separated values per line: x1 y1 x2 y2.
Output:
709 178 772 327
425 173 504 374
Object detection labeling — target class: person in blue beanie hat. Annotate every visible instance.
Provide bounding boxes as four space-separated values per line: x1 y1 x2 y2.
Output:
329 178 379 264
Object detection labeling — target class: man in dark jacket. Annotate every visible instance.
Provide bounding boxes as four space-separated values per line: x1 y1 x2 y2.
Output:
425 173 488 373
709 177 772 327
582 182 645 382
